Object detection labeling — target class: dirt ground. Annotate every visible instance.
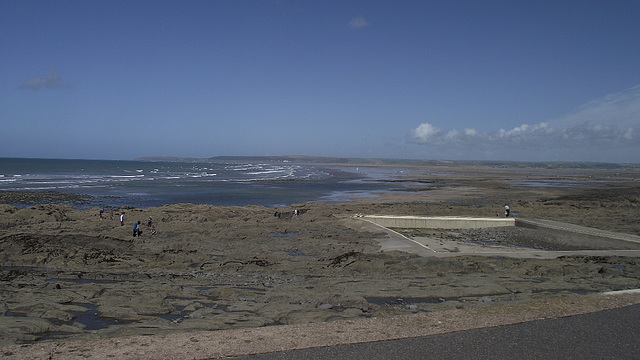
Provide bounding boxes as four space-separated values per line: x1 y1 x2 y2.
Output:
1 164 640 357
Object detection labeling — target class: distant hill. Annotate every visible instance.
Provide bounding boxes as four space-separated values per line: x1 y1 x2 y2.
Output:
134 156 639 169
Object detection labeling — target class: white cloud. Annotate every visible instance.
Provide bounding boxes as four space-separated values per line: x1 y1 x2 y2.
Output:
445 130 459 140
407 84 640 162
558 85 640 131
409 121 555 147
409 123 441 143
497 122 553 138
464 128 477 136
623 128 635 140
562 123 617 144
348 16 369 29
20 69 72 91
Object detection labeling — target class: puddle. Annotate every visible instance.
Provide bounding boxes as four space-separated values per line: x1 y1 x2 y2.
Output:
70 304 132 330
365 296 443 306
157 305 188 322
196 286 216 291
528 289 596 297
367 289 598 307
464 240 532 250
270 233 295 238
288 249 308 257
510 180 589 188
46 278 122 285
7 304 133 332
233 286 267 293
570 290 591 295
1 266 46 272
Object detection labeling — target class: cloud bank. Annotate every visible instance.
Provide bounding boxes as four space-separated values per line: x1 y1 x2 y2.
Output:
20 70 72 91
408 85 640 162
348 16 369 29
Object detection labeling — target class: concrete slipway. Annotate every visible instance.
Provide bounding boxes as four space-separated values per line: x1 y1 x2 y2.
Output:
354 215 640 259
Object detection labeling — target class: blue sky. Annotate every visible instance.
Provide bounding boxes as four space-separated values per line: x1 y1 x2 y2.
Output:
2 1 640 162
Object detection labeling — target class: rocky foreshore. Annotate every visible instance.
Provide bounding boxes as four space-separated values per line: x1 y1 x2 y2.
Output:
2 165 640 348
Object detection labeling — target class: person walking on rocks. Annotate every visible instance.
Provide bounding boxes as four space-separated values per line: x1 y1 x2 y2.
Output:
120 212 125 226
505 204 511 217
133 221 143 237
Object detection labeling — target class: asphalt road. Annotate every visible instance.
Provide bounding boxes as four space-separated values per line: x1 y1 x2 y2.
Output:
231 303 640 360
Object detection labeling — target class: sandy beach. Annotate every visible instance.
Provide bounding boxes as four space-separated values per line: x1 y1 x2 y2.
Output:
2 164 640 358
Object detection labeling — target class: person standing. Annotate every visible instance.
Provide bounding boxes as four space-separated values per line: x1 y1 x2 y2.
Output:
136 221 143 237
505 204 511 217
120 213 125 226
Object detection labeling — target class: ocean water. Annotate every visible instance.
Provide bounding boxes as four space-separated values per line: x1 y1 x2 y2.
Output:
0 158 411 209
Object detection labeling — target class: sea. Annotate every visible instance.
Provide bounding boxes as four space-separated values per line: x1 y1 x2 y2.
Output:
0 158 417 209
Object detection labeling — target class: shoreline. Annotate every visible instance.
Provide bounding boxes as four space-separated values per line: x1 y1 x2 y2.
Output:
0 165 377 210
3 159 639 210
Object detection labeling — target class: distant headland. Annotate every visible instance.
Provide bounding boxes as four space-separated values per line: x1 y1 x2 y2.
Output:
134 155 639 169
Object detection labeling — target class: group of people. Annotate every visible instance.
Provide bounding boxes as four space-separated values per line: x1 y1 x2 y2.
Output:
273 209 302 218
99 208 115 220
133 217 155 238
100 209 156 238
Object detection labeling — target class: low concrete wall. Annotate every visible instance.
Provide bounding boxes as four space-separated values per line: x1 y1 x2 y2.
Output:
515 218 640 250
360 215 515 229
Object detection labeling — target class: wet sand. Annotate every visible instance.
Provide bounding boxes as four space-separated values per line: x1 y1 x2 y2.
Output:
1 164 640 357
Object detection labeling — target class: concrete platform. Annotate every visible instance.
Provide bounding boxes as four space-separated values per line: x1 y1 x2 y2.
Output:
354 215 640 259
516 218 640 245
